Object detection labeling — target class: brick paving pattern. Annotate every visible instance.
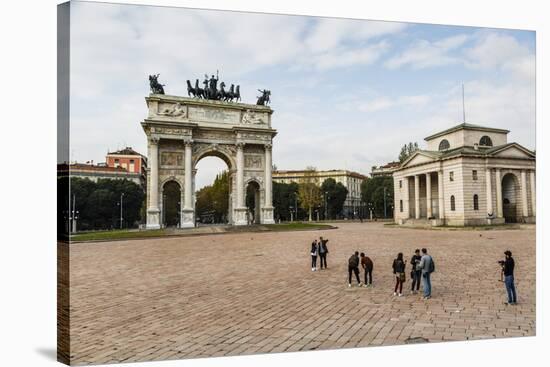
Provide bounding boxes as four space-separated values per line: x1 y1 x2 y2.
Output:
68 222 535 364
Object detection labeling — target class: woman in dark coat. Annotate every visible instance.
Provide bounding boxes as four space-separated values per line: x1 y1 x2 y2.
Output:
392 252 406 296
310 240 318 271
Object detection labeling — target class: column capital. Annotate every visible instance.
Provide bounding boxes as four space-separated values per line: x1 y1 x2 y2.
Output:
183 138 194 147
236 142 245 149
149 136 160 144
264 143 272 151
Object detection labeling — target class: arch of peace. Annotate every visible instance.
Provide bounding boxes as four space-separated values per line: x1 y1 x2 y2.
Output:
141 94 277 228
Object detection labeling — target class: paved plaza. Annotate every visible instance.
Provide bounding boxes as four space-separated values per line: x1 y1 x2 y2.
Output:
68 222 535 365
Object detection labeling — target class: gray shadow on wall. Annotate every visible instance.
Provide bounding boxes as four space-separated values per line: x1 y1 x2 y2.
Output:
36 347 57 361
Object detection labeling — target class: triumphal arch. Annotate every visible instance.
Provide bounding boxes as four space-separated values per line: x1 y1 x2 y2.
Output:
142 76 276 228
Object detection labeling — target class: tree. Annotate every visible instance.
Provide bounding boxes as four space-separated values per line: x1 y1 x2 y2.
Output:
195 171 229 223
361 176 394 218
398 141 419 163
273 181 299 221
297 168 322 221
69 177 145 230
320 178 348 219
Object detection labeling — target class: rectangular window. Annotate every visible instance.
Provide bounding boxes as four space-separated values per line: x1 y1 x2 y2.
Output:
400 200 403 212
399 180 402 188
114 158 120 168
449 171 454 181
472 170 478 180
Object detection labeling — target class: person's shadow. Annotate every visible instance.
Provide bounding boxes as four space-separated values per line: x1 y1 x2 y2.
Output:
36 347 56 361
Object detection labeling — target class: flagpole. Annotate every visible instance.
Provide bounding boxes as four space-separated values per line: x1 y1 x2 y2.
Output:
462 83 466 123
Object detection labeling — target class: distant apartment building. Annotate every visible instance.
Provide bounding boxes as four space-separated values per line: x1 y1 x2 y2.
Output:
63 147 147 188
106 147 147 175
272 169 368 217
370 161 400 177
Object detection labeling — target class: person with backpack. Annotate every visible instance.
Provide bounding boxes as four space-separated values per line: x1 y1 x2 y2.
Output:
418 248 434 299
310 239 318 271
360 252 374 287
318 236 329 269
348 251 362 287
392 252 406 296
410 249 422 294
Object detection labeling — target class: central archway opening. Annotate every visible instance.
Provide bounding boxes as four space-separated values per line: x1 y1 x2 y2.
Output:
194 155 231 225
502 173 520 223
246 180 261 225
162 181 181 228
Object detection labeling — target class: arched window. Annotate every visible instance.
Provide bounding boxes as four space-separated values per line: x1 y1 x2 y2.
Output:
473 194 479 210
439 139 450 151
479 136 493 147
450 195 456 211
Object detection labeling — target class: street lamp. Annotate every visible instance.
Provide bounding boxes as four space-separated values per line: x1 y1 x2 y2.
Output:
324 191 329 220
119 192 125 229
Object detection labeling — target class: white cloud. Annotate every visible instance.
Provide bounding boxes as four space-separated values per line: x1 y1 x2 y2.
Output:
385 34 469 69
464 33 535 81
302 40 390 71
357 94 431 112
304 18 406 53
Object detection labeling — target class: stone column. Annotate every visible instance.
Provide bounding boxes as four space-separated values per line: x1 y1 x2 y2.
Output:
233 142 248 225
485 168 493 217
181 139 195 228
414 175 420 219
403 176 410 220
530 170 536 216
438 170 445 220
521 170 529 217
236 143 245 207
426 173 432 219
262 143 275 224
146 137 160 229
495 168 503 218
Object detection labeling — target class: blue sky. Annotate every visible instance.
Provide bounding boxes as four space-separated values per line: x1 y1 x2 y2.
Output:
69 1 536 188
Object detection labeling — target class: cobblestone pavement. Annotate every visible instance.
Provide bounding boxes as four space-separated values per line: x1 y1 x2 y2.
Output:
68 222 535 365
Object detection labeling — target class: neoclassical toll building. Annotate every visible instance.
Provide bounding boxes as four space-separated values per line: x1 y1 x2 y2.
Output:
393 123 536 226
141 93 277 229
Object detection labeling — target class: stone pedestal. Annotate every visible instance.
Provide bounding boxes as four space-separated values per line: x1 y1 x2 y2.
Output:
146 208 161 229
180 208 195 228
233 207 248 226
261 206 275 224
487 217 505 225
430 218 445 227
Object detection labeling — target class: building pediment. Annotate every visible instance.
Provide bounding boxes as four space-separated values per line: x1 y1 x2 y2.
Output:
401 151 439 168
486 143 535 159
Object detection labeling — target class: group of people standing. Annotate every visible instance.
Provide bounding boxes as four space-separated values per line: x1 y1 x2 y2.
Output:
390 249 434 299
346 248 435 300
309 241 517 305
310 237 329 271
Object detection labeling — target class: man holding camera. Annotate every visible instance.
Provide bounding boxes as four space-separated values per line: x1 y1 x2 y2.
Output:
501 250 517 305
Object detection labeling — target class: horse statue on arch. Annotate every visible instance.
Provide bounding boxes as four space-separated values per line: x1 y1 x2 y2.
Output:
187 79 205 98
149 74 165 94
256 89 271 106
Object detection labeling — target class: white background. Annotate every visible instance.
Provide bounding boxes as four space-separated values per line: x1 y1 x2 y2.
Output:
0 0 546 366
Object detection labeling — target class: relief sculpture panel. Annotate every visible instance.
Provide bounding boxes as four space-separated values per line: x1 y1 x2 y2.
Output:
245 155 263 169
188 106 240 124
160 151 183 167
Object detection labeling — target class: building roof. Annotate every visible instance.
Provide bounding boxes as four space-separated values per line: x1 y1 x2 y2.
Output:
398 143 535 169
424 123 510 141
69 163 132 173
107 147 145 157
273 169 368 180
